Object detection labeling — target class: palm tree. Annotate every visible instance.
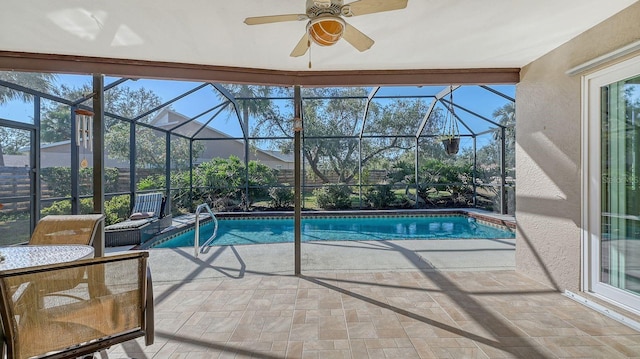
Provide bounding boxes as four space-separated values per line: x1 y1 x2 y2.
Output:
214 84 281 208
492 102 516 169
0 71 57 165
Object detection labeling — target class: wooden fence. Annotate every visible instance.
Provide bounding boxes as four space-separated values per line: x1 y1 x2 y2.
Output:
0 167 31 212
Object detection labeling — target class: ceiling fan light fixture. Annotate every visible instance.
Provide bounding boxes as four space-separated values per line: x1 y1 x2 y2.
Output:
307 16 345 46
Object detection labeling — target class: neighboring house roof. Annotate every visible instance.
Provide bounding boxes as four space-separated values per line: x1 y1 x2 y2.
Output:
1 155 30 167
261 150 294 163
12 108 292 168
150 108 293 163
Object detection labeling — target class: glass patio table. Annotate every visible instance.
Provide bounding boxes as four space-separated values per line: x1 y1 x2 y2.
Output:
0 245 94 271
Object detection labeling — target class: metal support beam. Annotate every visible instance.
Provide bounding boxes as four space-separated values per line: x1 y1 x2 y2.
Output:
359 87 380 138
415 99 437 138
70 108 79 214
294 86 302 276
244 134 250 211
169 102 229 132
414 137 419 209
500 127 507 214
416 86 460 138
92 74 105 257
71 77 130 106
0 79 74 106
133 83 208 122
189 141 194 212
479 85 515 102
358 138 362 208
190 106 229 138
211 83 245 138
129 121 136 211
165 132 172 214
472 136 477 207
443 99 504 128
32 96 41 230
449 109 475 136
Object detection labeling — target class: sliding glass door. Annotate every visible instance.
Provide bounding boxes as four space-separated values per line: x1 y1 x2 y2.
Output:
585 56 640 310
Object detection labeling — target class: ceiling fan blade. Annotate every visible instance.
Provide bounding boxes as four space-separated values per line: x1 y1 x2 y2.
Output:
343 0 408 17
290 33 310 57
244 14 307 25
342 23 374 52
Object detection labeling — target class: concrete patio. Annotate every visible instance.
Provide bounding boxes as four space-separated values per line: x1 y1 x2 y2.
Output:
103 239 640 358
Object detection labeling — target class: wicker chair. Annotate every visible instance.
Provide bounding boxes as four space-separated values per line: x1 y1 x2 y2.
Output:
0 252 154 359
105 193 171 247
30 214 105 246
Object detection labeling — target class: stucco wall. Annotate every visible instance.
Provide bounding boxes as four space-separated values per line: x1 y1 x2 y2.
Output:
516 2 640 291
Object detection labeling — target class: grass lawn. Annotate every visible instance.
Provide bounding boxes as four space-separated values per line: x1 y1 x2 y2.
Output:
0 215 30 245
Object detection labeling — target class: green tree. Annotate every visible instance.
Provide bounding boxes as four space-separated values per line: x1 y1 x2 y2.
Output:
190 156 277 210
475 102 516 180
0 127 29 155
37 82 204 187
492 102 516 171
0 71 57 165
40 105 72 143
249 87 434 184
52 83 164 128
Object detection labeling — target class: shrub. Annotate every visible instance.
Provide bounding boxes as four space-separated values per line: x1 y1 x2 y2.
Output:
104 195 131 225
137 174 165 191
41 198 93 216
248 161 277 201
269 185 294 209
418 159 473 207
41 195 131 226
314 184 352 210
41 167 119 197
364 184 396 209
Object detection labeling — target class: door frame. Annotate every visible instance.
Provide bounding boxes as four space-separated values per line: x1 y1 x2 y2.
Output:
581 54 640 312
0 117 38 238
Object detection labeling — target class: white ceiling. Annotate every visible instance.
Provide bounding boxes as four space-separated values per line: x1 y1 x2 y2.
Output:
1 0 637 72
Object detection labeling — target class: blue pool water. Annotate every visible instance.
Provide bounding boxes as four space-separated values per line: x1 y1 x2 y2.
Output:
152 215 514 248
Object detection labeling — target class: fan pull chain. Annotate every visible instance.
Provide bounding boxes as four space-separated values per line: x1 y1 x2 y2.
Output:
308 39 312 69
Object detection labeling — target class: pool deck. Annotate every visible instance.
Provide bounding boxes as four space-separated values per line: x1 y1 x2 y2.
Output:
103 210 640 359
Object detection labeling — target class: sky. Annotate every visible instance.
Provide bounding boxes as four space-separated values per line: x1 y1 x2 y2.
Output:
0 73 515 150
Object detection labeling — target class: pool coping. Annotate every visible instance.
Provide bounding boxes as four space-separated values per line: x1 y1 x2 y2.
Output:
135 208 516 250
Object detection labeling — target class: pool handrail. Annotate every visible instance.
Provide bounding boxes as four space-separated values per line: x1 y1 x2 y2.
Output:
194 203 219 257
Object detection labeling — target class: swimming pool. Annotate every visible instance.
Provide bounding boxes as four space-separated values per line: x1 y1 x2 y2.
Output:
151 214 514 248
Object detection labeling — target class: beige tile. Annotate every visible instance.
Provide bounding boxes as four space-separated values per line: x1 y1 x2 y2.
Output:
318 329 349 340
290 323 319 341
383 347 422 358
364 338 398 349
303 340 340 350
375 327 408 339
594 335 640 357
260 331 290 341
347 322 378 339
264 316 294 332
229 323 264 342
316 349 351 359
286 341 304 358
143 270 640 359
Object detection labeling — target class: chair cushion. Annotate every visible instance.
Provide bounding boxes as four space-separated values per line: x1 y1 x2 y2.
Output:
105 219 151 231
130 212 155 220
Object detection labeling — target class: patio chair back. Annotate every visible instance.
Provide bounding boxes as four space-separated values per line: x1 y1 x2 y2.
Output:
29 214 105 246
131 192 164 217
0 252 153 359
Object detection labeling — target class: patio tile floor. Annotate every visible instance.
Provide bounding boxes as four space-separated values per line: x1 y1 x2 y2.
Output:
105 270 640 358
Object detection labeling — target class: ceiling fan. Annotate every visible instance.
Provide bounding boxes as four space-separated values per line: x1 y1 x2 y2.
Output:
244 0 408 57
